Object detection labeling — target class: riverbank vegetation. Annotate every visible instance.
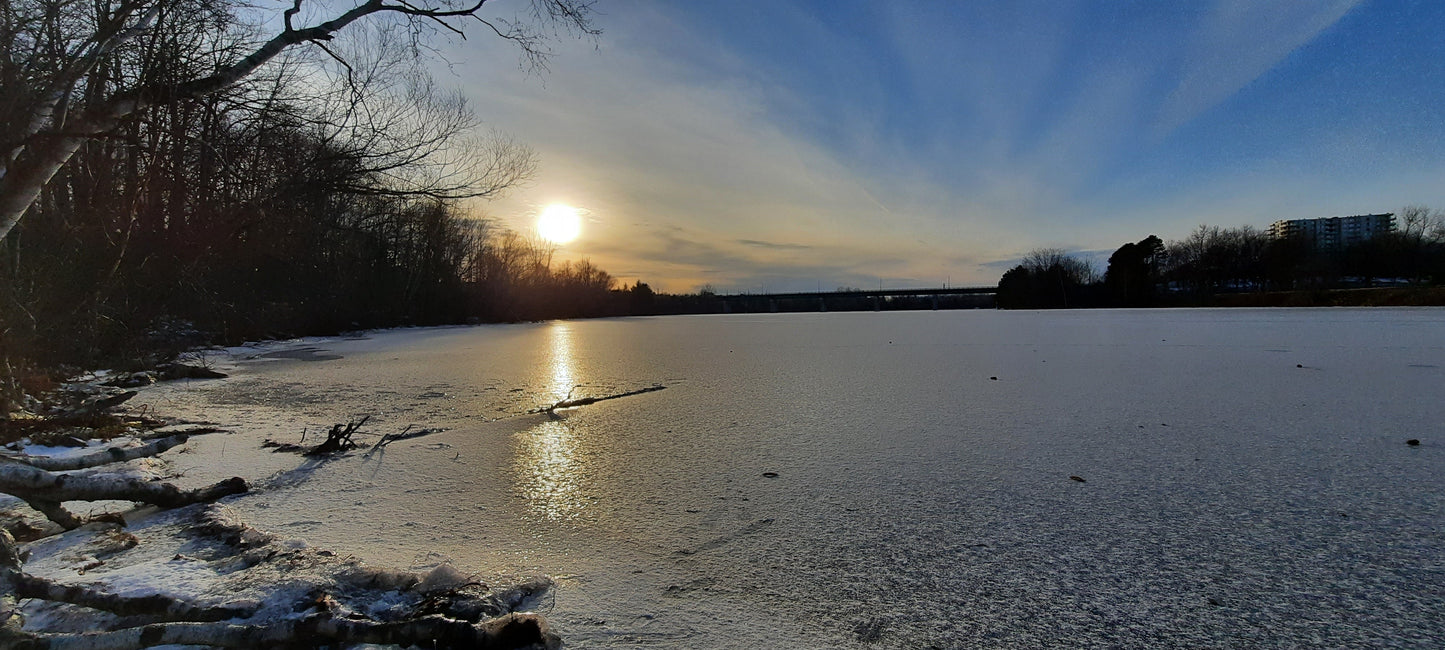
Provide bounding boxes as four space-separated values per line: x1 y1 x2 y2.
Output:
997 207 1445 309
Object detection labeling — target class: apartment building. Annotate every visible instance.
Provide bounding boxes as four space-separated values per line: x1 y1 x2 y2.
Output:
1267 213 1395 249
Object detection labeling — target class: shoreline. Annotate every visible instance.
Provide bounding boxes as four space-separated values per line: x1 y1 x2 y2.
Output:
2 339 568 647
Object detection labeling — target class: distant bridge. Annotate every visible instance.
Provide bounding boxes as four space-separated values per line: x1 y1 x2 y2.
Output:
714 286 997 313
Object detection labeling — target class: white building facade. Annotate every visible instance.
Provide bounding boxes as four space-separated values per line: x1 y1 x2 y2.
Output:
1267 213 1394 249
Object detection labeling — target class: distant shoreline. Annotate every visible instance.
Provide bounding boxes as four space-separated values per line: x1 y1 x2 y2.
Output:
652 286 1445 315
1159 286 1445 309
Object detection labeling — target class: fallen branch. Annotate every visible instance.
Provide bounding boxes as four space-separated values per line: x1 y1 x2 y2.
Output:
7 571 254 623
0 466 246 508
0 413 154 442
364 425 446 457
0 611 557 649
2 527 553 649
61 391 137 419
305 417 369 456
139 426 224 440
0 434 189 471
259 440 304 453
0 462 247 529
530 385 666 414
157 363 227 381
1 504 562 649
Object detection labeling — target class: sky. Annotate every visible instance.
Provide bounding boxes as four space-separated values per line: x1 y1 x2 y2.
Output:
435 0 1445 293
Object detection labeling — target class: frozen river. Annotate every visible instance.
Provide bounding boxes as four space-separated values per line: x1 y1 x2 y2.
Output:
145 308 1445 647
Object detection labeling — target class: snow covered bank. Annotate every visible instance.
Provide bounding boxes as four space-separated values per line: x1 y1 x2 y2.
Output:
10 502 555 647
2 341 564 648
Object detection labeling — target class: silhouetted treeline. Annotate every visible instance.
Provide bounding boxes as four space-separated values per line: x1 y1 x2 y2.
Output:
996 248 1103 309
997 207 1445 309
645 290 993 314
0 33 642 368
3 167 655 367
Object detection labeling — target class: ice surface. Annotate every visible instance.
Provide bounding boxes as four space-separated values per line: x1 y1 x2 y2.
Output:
122 309 1445 647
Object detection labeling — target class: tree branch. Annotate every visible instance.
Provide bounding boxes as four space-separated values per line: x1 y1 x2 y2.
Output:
0 0 595 241
0 434 189 472
0 463 247 529
7 572 255 622
0 612 557 649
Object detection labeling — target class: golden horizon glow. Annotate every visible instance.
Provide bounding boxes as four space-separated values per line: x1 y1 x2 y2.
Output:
537 204 582 245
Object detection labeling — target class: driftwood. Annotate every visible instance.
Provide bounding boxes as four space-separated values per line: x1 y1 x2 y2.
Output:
0 528 254 650
0 611 556 649
364 425 446 458
0 525 557 650
0 377 559 649
64 392 138 419
0 528 253 623
266 418 375 456
304 417 369 456
529 385 666 415
2 386 167 441
0 434 188 472
157 364 227 381
0 432 246 530
0 464 247 530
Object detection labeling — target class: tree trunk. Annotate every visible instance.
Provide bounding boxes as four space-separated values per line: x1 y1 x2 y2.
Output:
0 612 557 650
0 528 558 649
0 0 410 243
0 462 246 529
5 571 254 623
2 434 189 472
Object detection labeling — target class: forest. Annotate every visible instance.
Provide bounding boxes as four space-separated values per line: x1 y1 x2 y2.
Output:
0 0 640 373
997 208 1445 309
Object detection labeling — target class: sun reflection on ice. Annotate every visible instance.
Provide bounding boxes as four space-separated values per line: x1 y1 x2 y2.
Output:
516 420 588 520
515 322 590 521
547 322 576 403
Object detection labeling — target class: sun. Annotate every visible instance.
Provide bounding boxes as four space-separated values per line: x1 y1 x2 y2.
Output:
537 204 582 244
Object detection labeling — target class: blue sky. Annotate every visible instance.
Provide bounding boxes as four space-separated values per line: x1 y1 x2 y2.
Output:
442 0 1445 292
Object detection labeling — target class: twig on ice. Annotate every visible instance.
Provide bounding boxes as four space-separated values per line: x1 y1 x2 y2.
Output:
364 425 447 458
529 384 667 415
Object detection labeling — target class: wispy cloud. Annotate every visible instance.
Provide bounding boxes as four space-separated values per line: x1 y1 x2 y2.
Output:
440 0 1443 291
737 239 812 251
1153 0 1362 137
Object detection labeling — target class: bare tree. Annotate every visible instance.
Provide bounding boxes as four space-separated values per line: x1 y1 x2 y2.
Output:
996 247 1098 309
0 0 595 242
1020 248 1096 284
1399 204 1445 245
290 22 540 201
1165 224 1271 293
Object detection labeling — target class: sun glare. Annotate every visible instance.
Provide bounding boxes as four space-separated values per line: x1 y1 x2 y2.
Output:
537 204 582 245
